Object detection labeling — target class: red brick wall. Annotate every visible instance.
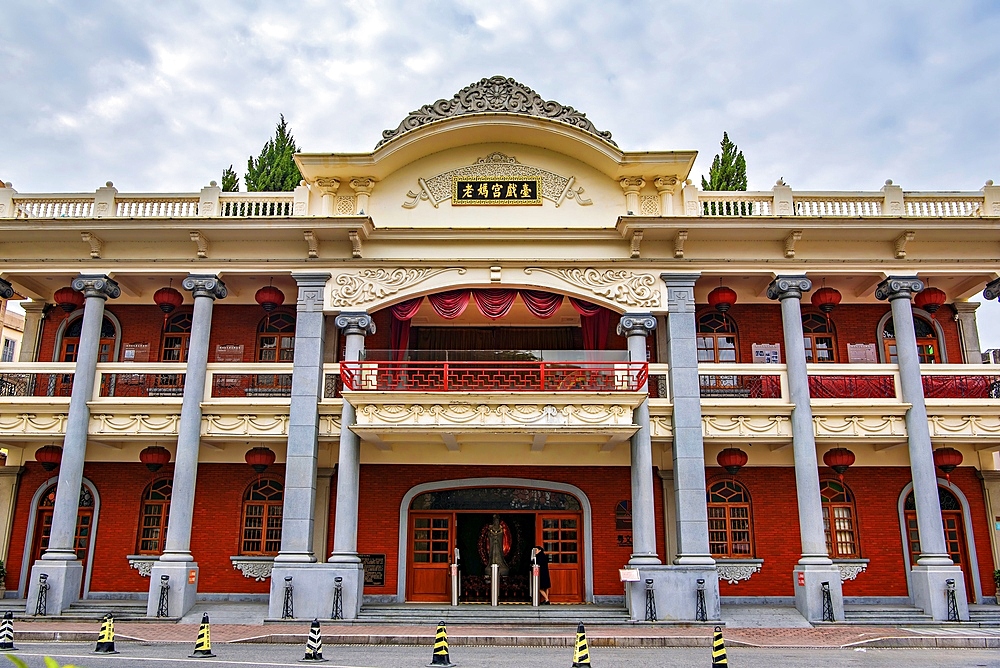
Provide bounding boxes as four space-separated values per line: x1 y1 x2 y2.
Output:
335 464 666 598
710 465 995 598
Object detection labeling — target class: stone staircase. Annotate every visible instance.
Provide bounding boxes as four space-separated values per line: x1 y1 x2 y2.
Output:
353 603 633 626
0 597 151 622
968 605 1000 626
840 604 935 625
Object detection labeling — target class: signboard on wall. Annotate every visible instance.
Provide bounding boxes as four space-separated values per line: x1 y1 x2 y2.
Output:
752 344 781 364
847 343 878 363
359 553 386 586
452 177 542 205
615 500 632 548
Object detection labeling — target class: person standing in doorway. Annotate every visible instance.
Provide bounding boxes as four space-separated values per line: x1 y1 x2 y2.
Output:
533 545 551 604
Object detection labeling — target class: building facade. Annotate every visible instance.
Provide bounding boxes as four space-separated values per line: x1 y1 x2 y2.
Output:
1 76 999 622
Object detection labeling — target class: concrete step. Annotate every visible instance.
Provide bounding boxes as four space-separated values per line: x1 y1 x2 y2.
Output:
841 605 935 625
353 604 632 626
0 597 151 622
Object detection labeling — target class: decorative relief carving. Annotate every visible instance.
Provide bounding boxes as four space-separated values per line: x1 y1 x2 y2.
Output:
716 561 762 584
293 201 306 215
523 268 660 308
639 196 659 216
231 557 273 581
202 414 288 436
650 416 674 439
702 415 791 439
378 75 616 148
402 152 592 209
0 413 69 435
92 414 181 436
837 561 868 582
352 403 634 428
618 313 656 337
128 556 156 577
812 415 905 438
199 201 215 216
767 275 811 301
336 196 356 215
875 276 923 301
331 268 466 307
927 414 1000 437
72 275 121 300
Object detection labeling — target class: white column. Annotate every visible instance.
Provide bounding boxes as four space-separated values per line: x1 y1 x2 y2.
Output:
952 302 982 364
27 275 119 614
17 302 48 363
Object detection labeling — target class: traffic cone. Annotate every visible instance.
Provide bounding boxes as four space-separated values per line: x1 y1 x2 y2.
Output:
94 613 119 654
189 612 216 658
0 611 17 650
301 618 327 662
427 620 455 667
571 621 591 667
711 625 728 667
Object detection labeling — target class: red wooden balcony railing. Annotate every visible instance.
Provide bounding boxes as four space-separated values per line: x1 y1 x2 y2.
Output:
923 374 1000 399
808 375 896 399
340 360 648 392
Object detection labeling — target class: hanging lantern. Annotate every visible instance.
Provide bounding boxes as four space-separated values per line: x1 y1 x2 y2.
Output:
823 447 856 482
35 445 63 471
933 447 963 482
707 285 738 313
255 284 285 312
153 284 184 314
811 286 843 313
245 446 276 474
139 445 171 472
53 287 84 312
914 286 947 314
717 447 749 475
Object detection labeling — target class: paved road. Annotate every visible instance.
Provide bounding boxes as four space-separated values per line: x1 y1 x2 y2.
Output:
5 643 1000 668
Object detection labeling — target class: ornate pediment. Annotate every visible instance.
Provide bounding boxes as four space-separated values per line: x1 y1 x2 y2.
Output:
402 152 592 209
378 76 616 148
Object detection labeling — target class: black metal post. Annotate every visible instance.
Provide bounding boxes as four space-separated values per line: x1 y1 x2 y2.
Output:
282 576 294 620
156 574 170 618
821 581 834 622
332 576 344 620
34 573 48 616
696 577 707 622
644 578 657 622
946 578 960 622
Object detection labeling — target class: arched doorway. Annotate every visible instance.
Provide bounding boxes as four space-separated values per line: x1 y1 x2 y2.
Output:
54 313 121 395
902 485 976 599
879 311 946 363
398 479 593 604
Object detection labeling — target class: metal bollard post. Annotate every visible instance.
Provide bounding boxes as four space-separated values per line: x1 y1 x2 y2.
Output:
821 581 834 622
156 574 170 618
450 563 459 607
532 563 540 607
696 578 707 622
946 578 960 622
644 578 657 622
490 563 499 607
282 576 294 620
332 577 343 620
34 573 49 616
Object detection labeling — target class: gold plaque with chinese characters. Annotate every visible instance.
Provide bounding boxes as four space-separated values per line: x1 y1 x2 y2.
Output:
452 177 542 205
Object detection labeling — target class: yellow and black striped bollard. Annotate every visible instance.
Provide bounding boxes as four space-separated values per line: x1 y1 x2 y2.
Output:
190 612 216 658
427 620 455 667
711 625 728 667
94 613 119 654
571 621 591 666
301 618 327 662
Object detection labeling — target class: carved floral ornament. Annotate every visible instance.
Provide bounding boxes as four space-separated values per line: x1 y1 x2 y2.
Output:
403 152 592 209
378 76 616 148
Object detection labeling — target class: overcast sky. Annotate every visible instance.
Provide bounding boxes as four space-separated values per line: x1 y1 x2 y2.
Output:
1 1 998 348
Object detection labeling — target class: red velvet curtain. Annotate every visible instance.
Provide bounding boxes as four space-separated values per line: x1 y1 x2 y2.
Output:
428 290 470 319
389 297 424 360
570 298 610 350
472 289 518 320
520 290 564 319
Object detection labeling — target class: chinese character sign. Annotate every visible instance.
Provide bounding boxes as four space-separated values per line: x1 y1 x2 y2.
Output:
452 177 542 205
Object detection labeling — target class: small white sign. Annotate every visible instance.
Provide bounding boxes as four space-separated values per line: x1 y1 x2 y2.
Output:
619 568 641 582
847 343 878 363
752 343 781 364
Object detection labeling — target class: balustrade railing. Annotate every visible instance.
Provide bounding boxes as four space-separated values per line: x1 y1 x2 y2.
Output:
699 193 773 216
218 194 294 217
922 371 1000 399
116 195 200 217
794 194 883 217
0 365 75 397
903 193 982 217
206 364 293 398
13 196 94 218
699 371 783 399
808 374 896 399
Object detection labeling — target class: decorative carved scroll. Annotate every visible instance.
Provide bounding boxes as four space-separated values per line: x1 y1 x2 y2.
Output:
331 268 466 307
523 268 660 308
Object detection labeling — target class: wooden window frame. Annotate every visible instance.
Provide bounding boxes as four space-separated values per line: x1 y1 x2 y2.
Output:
256 312 296 363
819 479 859 558
160 311 193 363
240 478 284 556
136 478 172 555
707 479 754 557
802 312 838 364
697 312 740 364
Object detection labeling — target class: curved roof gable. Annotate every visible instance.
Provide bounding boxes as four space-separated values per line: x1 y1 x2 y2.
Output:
377 76 616 149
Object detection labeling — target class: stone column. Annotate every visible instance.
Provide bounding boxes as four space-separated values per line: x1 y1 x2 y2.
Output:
268 273 330 618
876 276 967 620
952 302 982 364
17 302 49 363
148 274 226 618
28 275 119 615
767 275 843 621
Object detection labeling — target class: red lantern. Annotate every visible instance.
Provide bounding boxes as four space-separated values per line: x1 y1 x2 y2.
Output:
255 285 285 312
153 286 184 314
54 287 84 312
811 286 842 313
139 445 171 472
717 447 749 475
35 445 63 471
245 446 276 474
823 447 856 482
707 285 738 313
933 447 963 482
915 286 946 314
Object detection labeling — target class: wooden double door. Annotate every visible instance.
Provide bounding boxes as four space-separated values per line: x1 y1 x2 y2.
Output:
407 511 583 603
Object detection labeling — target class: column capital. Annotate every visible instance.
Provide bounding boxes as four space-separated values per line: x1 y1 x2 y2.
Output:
653 176 679 194
0 277 13 300
660 273 700 314
349 178 375 194
71 274 120 300
314 178 341 196
21 301 48 315
952 300 981 314
619 177 645 194
182 274 227 300
617 313 656 337
984 278 1000 301
875 276 923 301
293 273 330 313
335 312 375 336
766 275 812 301
291 272 332 288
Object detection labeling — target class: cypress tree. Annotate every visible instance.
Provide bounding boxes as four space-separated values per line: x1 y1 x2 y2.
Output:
701 132 748 191
243 115 303 192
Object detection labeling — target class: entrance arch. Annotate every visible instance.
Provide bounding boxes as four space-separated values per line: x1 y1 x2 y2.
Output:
397 477 594 603
897 480 981 602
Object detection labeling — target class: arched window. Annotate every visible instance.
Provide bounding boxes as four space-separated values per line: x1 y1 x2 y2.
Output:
802 313 837 363
60 316 118 362
33 484 94 563
820 480 858 558
137 479 172 554
707 480 753 557
161 312 193 362
904 486 973 596
241 479 283 555
882 315 941 364
697 313 739 363
256 313 295 363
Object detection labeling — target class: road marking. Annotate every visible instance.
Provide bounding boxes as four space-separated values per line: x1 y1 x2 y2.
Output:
8 650 375 668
